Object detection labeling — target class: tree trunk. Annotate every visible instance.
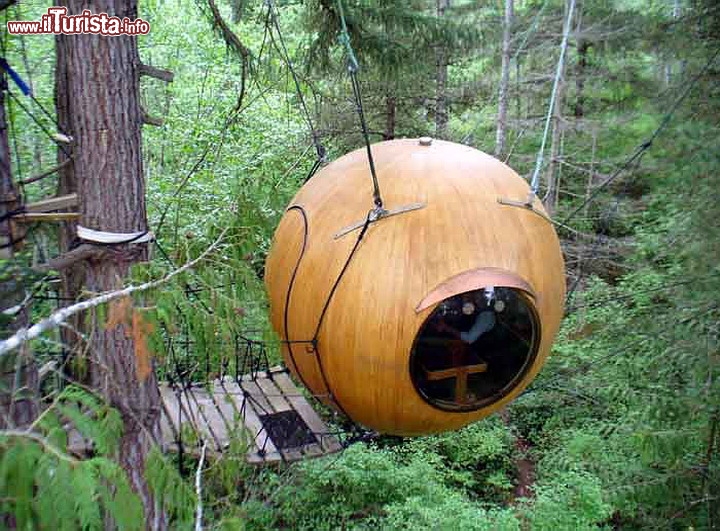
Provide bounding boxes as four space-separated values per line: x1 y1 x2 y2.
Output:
543 0 573 216
54 1 163 526
543 89 564 217
515 56 522 131
0 67 38 430
664 0 681 85
231 0 243 23
384 91 396 140
435 0 450 139
495 0 513 158
574 41 588 118
574 5 587 119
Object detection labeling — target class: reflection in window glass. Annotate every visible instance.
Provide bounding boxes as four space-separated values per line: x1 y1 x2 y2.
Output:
410 287 540 411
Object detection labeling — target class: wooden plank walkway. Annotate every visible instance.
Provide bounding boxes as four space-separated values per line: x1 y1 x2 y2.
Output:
159 366 342 464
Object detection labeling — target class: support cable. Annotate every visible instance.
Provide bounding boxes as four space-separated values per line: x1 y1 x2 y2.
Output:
561 46 720 226
266 0 326 175
280 204 372 419
336 0 384 212
6 89 71 158
529 0 576 197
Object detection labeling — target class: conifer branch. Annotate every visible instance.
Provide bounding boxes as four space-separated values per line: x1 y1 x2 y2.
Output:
2 429 78 464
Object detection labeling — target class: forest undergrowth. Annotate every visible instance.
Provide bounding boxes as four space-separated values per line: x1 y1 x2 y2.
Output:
1 0 719 529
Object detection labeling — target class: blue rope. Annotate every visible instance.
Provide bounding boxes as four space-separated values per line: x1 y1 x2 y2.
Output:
0 57 31 96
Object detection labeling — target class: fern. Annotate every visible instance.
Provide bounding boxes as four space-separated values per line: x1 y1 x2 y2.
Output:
36 408 68 451
145 447 196 526
91 457 144 530
0 386 145 529
0 438 42 526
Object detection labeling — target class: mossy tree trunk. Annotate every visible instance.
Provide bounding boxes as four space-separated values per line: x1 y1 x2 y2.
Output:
0 64 38 430
54 1 163 526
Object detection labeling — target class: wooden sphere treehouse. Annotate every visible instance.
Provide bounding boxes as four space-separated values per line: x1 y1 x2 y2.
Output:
265 138 565 436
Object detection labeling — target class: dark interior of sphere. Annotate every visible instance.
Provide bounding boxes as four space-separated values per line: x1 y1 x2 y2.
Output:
410 287 540 412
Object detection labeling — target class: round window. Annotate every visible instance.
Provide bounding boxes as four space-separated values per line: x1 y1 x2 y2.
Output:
410 287 540 412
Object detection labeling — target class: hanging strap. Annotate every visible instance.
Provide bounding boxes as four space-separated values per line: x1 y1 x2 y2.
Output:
336 0 384 213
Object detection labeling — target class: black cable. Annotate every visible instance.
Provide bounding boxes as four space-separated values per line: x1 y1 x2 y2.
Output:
306 211 373 419
282 205 318 394
561 46 720 226
335 0 384 211
29 92 67 136
349 72 383 210
311 210 372 340
281 205 374 420
153 239 214 315
3 73 37 254
0 206 26 224
303 156 323 183
266 0 326 165
0 237 24 250
6 89 72 158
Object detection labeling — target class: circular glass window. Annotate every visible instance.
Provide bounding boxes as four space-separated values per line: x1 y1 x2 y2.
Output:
410 287 540 412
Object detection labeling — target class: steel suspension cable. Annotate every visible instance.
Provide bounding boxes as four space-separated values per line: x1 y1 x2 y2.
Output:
336 0 384 212
529 0 576 196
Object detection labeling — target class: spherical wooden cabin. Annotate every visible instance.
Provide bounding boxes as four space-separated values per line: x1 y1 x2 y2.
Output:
265 138 565 436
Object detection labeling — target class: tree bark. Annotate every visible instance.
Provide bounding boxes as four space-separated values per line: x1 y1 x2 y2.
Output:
54 1 163 526
543 0 573 216
384 92 396 140
435 0 450 139
1 75 18 261
664 0 681 85
495 0 513 158
574 41 588 118
231 0 243 23
574 7 587 118
543 89 564 216
0 65 38 430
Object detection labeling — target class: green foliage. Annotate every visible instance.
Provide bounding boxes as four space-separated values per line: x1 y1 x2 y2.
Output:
303 0 482 75
523 469 612 530
235 421 518 529
396 418 515 500
3 0 720 528
145 448 197 527
514 113 720 528
377 493 520 531
269 443 441 529
0 387 143 530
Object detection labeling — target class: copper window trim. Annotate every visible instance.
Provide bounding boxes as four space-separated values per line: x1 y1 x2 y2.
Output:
415 267 537 314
